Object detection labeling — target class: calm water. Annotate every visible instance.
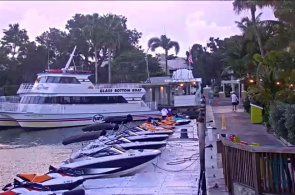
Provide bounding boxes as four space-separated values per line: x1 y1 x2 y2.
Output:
0 126 85 146
0 126 85 189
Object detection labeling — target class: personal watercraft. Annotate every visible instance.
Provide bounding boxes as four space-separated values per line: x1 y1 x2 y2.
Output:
60 146 161 178
68 135 166 160
1 179 85 195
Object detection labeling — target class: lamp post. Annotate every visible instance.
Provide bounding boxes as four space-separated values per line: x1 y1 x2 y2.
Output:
145 48 151 83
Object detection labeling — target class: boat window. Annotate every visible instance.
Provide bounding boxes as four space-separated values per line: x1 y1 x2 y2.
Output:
19 96 128 104
59 77 80 84
39 76 48 83
20 96 27 103
62 97 71 104
46 76 55 83
71 97 81 104
52 77 61 83
44 97 58 104
27 97 33 104
33 96 40 104
34 76 41 84
38 97 45 104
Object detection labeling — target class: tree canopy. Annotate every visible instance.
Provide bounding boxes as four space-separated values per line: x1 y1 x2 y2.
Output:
0 13 160 87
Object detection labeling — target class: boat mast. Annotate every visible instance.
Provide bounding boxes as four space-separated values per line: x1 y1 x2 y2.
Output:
64 46 77 70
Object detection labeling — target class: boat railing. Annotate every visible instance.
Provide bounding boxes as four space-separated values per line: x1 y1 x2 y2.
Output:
17 83 34 94
0 96 20 103
95 83 142 88
145 101 158 111
0 102 19 112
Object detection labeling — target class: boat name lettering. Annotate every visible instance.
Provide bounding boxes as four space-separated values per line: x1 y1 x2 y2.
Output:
24 114 43 117
100 89 113 93
100 88 142 93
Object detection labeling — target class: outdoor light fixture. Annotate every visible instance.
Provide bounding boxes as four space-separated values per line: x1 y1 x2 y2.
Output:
180 83 184 87
276 81 281 86
192 82 196 85
160 86 164 90
290 84 294 88
249 79 255 84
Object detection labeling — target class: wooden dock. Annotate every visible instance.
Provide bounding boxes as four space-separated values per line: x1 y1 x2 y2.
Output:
83 120 200 195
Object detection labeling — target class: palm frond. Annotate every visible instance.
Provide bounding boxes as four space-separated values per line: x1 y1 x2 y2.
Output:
150 42 162 52
167 41 180 55
147 37 161 48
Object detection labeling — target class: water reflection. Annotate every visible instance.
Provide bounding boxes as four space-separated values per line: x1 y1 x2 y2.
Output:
0 127 84 146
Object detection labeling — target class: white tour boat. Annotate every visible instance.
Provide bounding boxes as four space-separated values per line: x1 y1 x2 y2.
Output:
0 48 160 129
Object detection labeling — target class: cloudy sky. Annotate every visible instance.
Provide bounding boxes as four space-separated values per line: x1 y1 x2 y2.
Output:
0 1 276 57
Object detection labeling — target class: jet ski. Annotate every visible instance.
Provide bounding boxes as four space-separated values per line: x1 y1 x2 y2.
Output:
68 135 166 159
1 179 85 195
126 126 174 135
2 166 85 193
81 120 173 136
102 115 175 135
60 146 161 178
82 123 118 132
115 129 169 142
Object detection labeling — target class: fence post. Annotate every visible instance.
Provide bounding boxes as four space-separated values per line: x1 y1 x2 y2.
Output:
198 112 206 194
252 152 262 194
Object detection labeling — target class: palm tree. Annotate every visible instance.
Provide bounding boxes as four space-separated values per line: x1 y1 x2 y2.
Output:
1 23 29 58
99 14 126 83
233 0 272 57
82 13 103 85
83 14 125 84
148 35 180 75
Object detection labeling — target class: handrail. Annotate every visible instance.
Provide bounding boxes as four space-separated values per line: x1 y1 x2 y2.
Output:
221 138 295 194
17 83 33 94
222 138 295 154
95 83 142 88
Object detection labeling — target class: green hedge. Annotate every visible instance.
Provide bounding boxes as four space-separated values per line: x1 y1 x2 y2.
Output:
1 85 19 96
269 101 288 140
285 104 295 144
269 101 295 144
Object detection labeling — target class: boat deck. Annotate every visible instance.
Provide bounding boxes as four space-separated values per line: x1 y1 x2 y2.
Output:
83 120 200 195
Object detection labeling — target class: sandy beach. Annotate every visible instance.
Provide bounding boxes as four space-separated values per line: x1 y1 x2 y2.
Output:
0 144 75 189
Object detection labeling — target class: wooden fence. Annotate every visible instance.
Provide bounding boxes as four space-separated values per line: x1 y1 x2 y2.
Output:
221 138 295 195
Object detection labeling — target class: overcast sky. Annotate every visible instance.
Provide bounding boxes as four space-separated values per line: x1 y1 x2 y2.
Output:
0 1 276 57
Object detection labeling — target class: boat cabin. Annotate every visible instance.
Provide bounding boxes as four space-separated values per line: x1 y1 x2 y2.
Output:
142 69 202 107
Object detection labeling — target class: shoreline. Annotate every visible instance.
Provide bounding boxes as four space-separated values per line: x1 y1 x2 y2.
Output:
0 144 74 189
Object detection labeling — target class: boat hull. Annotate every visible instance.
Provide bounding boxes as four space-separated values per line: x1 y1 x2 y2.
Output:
1 111 161 129
127 134 169 142
61 150 160 178
0 114 20 127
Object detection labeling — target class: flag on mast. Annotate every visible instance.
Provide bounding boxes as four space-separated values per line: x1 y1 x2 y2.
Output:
188 53 193 64
186 48 193 64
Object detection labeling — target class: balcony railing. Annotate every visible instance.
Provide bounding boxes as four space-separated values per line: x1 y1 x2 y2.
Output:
95 83 142 88
17 83 33 94
221 138 295 195
145 101 158 111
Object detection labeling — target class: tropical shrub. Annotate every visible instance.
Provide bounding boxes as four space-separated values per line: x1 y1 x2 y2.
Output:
275 88 295 104
246 86 262 105
243 97 251 113
3 85 19 96
285 104 295 144
269 101 288 139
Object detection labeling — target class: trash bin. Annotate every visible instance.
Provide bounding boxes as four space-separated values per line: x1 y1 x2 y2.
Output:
250 103 263 124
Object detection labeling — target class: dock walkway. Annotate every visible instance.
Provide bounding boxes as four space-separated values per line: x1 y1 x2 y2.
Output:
84 120 200 195
205 105 284 195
